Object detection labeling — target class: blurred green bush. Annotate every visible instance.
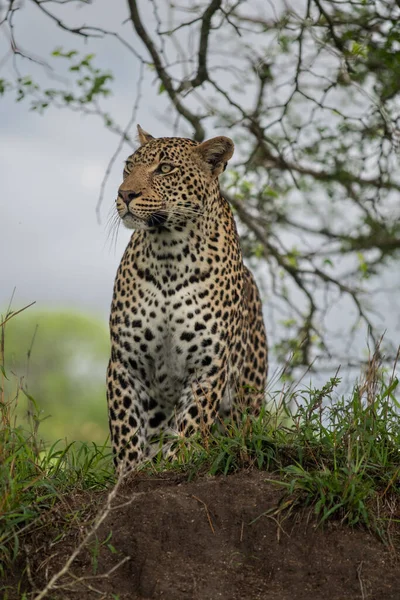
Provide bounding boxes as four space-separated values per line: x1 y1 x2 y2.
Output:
3 310 109 444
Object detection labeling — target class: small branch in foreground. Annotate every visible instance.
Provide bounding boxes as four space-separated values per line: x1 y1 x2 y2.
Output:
0 301 36 328
32 472 129 600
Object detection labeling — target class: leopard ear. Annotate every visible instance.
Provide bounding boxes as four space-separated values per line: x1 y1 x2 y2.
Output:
137 124 154 146
194 136 234 177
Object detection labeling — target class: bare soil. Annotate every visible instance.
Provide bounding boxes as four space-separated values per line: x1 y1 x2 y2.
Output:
6 471 400 599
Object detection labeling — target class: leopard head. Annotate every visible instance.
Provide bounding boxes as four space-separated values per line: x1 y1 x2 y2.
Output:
116 125 234 230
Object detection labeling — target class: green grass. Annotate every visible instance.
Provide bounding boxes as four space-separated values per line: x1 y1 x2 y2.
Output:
145 367 400 540
1 306 400 595
0 307 114 583
152 371 400 537
0 404 113 578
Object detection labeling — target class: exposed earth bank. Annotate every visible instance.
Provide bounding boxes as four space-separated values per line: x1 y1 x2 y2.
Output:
8 471 400 599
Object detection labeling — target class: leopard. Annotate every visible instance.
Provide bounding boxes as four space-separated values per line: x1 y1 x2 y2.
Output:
107 125 268 470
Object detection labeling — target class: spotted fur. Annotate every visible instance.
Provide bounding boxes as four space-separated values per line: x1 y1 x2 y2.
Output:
107 126 268 469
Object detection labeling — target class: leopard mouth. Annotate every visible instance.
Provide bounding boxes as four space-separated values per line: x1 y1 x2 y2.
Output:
146 212 168 228
120 209 168 230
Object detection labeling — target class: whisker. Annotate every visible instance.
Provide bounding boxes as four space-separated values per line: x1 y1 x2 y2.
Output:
105 204 118 227
104 204 204 249
112 219 121 252
175 205 204 215
106 212 119 237
171 208 204 219
105 207 122 252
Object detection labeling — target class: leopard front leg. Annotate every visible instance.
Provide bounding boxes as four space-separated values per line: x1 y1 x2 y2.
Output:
107 360 145 469
107 360 169 470
162 367 229 460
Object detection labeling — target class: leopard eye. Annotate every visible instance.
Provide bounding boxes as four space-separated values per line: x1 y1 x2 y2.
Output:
157 163 174 174
123 160 133 176
122 160 133 179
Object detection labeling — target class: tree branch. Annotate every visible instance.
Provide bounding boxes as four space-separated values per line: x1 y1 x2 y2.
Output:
190 0 222 88
127 0 206 141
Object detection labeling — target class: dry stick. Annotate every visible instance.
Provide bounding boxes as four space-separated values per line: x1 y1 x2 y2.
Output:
357 561 366 600
0 301 36 328
59 556 131 595
192 495 215 534
61 573 103 596
382 466 400 498
263 514 290 543
86 556 131 581
32 473 130 600
24 544 35 590
95 60 144 223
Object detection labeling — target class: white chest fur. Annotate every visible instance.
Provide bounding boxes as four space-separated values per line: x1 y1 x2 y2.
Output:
130 274 213 405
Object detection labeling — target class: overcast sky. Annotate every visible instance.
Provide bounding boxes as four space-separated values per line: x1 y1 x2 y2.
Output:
0 0 174 318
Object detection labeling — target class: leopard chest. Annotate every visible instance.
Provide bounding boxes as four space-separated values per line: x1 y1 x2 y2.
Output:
114 268 223 404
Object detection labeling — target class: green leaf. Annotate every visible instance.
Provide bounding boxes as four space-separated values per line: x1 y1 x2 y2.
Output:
262 186 279 198
350 41 368 58
0 79 10 95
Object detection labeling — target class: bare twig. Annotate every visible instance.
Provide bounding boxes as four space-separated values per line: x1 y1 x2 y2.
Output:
357 561 366 600
0 301 36 328
191 494 215 534
95 61 144 222
32 472 133 600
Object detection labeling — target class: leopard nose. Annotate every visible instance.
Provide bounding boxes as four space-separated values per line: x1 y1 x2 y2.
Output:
118 190 142 205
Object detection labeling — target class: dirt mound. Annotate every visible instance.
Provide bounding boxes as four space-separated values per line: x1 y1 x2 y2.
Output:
9 471 400 599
